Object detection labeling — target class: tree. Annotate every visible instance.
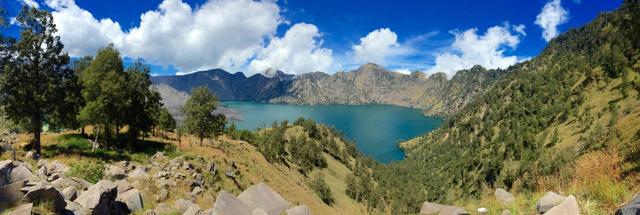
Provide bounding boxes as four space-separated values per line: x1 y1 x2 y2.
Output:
155 107 176 137
310 173 334 205
182 87 226 146
0 7 79 158
122 61 162 142
71 56 93 135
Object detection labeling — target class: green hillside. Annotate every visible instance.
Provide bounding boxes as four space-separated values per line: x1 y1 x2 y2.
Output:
356 1 640 213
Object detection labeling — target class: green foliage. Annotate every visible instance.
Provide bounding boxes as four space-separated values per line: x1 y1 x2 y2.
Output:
310 173 334 205
155 107 176 133
66 160 105 183
0 7 80 156
289 135 327 175
182 87 226 145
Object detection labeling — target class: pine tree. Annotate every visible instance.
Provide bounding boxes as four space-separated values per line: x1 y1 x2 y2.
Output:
182 87 226 146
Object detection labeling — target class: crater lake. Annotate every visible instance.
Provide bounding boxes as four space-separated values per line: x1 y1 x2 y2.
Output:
222 101 443 163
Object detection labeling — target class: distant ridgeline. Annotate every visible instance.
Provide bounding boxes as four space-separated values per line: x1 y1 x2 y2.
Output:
151 63 506 117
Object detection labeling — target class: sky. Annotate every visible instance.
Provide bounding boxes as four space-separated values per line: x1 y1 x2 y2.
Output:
1 0 623 76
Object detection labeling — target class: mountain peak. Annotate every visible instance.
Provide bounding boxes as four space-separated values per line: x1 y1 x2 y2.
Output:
357 62 384 71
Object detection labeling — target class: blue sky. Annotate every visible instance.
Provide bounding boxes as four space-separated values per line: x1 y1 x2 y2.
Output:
2 0 623 76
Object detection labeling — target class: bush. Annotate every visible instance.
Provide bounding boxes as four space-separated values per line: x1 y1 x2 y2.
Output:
310 173 334 205
65 160 105 183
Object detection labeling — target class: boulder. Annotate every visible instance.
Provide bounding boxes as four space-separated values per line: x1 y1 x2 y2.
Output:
128 168 147 178
105 164 126 180
9 165 32 184
24 151 34 160
115 179 133 194
617 193 640 215
175 198 197 213
49 160 68 174
8 203 33 215
21 183 67 212
545 195 580 215
192 186 204 196
212 191 253 215
62 186 78 200
151 152 166 161
116 188 144 212
75 179 118 215
237 183 291 215
205 161 217 174
0 180 26 203
0 160 12 185
286 205 312 215
184 205 202 215
52 178 84 191
64 200 84 215
155 187 168 202
193 173 204 187
420 202 467 215
153 202 174 214
495 188 515 205
535 192 567 214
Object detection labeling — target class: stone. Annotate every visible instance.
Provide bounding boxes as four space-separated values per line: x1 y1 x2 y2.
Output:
0 180 26 203
52 178 87 191
115 179 133 194
535 192 567 214
24 151 34 160
9 165 32 184
75 179 118 215
155 187 168 202
420 202 467 215
192 186 204 196
116 188 144 212
128 168 147 178
62 186 78 200
201 208 214 215
154 202 175 214
253 208 269 215
175 198 197 213
212 191 253 215
495 188 516 205
8 203 33 215
64 200 84 215
545 195 580 215
616 193 640 215
151 152 166 161
0 160 12 185
21 183 67 212
184 205 201 215
286 205 312 215
193 173 204 187
49 160 68 174
105 164 126 180
237 183 291 215
206 161 216 174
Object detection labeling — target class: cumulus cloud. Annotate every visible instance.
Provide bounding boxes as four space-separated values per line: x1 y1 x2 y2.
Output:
46 0 283 74
393 68 411 75
535 0 569 42
248 23 333 75
353 28 410 65
425 24 526 77
20 0 40 8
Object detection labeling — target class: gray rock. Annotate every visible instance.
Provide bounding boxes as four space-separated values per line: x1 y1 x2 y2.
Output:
545 195 580 215
175 198 197 213
116 188 144 212
184 205 201 215
24 151 34 160
115 179 133 194
286 205 312 215
8 203 33 215
0 160 12 185
192 186 204 196
617 193 640 215
495 188 516 205
205 161 216 174
21 183 67 212
49 160 68 174
75 179 117 215
237 183 291 215
52 178 83 191
153 202 174 214
128 168 147 178
201 208 214 215
9 165 32 184
0 180 26 203
105 164 126 180
420 201 467 215
535 192 567 214
212 191 253 215
64 200 85 215
62 186 78 200
151 152 166 161
193 173 204 187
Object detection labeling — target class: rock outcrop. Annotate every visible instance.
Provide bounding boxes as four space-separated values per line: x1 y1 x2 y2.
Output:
237 183 292 215
616 193 640 215
494 188 515 205
535 192 567 214
420 201 468 215
544 195 580 215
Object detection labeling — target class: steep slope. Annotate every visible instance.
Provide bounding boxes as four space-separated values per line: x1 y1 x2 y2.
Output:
365 1 640 213
151 69 293 101
271 63 506 116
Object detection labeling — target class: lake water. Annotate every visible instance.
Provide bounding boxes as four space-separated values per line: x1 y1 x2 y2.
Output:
222 101 443 163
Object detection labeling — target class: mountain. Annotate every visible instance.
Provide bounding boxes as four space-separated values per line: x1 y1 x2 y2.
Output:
151 69 293 102
272 63 507 116
363 1 640 213
153 63 505 117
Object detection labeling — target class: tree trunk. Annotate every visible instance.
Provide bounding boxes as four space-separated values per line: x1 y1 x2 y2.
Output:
81 126 85 136
33 119 42 159
200 136 203 146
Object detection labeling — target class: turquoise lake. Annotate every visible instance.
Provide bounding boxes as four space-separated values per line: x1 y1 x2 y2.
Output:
222 101 443 163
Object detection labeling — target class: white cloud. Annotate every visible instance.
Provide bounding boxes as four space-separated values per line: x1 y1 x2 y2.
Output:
425 24 526 77
46 0 283 74
535 0 569 42
19 0 40 8
393 68 411 75
248 23 333 75
353 28 409 65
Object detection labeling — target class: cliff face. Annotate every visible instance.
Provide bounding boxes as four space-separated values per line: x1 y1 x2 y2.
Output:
270 63 506 116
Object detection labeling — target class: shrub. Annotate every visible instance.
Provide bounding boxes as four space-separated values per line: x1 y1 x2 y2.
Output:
310 173 334 205
65 160 105 183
